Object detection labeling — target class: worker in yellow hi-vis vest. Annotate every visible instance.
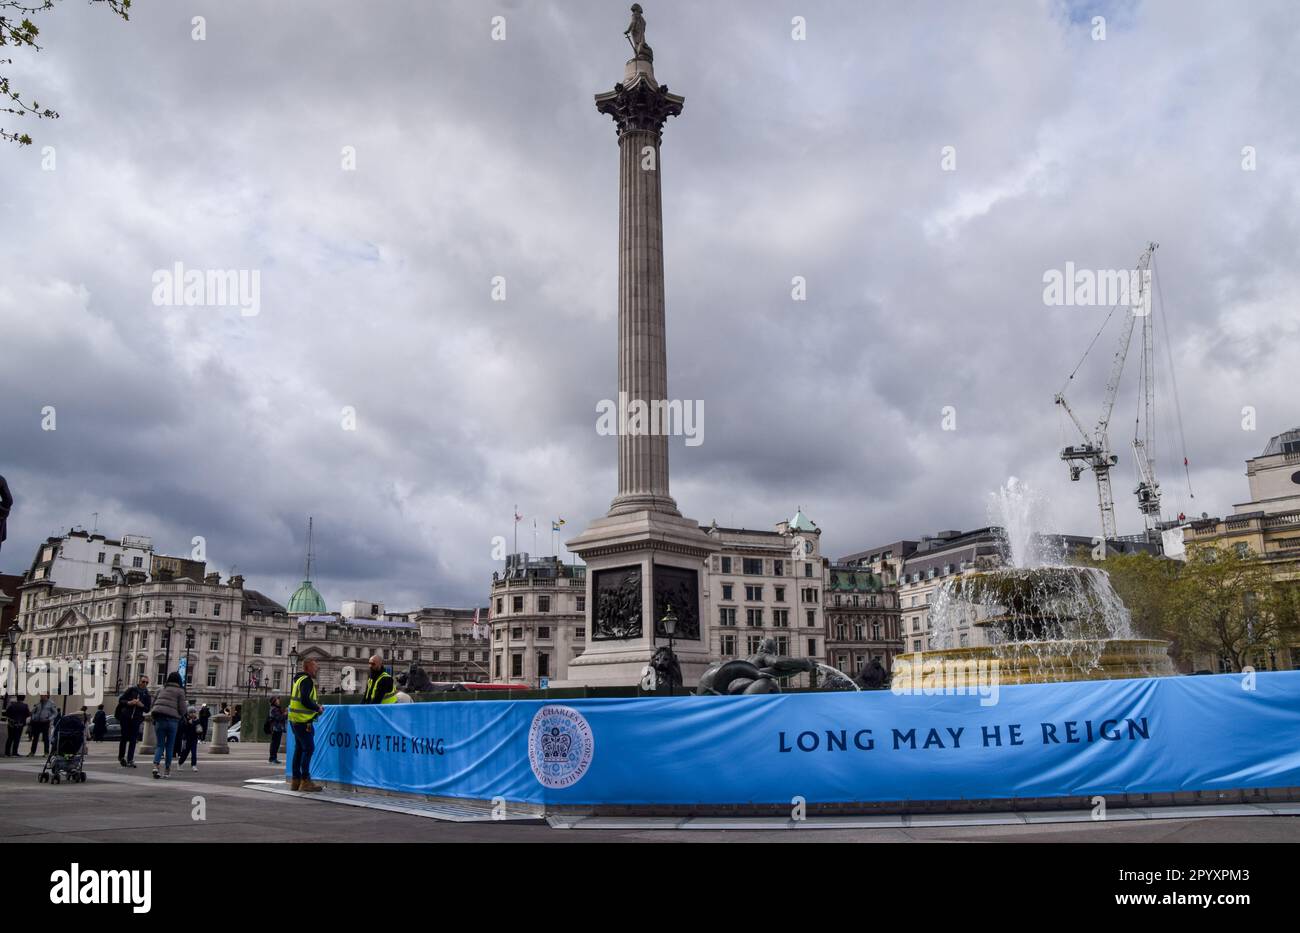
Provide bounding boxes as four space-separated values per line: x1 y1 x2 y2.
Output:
287 658 327 792
364 655 398 704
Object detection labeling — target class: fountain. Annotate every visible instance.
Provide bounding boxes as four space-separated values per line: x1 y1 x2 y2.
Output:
893 478 1175 687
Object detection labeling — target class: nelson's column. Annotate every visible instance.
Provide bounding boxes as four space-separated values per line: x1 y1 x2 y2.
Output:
561 6 716 688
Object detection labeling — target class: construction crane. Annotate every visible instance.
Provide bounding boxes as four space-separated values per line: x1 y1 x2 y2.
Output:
1054 242 1159 541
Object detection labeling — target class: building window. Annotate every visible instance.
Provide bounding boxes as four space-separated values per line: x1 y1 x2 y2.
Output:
774 586 786 602
773 609 789 627
804 563 812 578
720 556 732 574
576 596 585 612
774 559 784 576
836 623 846 639
512 596 523 613
853 624 863 641
511 654 523 678
494 655 501 678
164 600 174 613
806 610 816 627
801 588 817 603
275 639 284 656
156 662 167 683
746 608 762 626
495 598 503 615
188 601 198 614
576 627 585 639
537 653 550 679
538 627 551 639
207 665 218 688
721 583 733 601
719 608 736 627
913 639 922 652
273 669 283 689
747 636 764 654
209 634 220 651
807 637 817 655
745 584 762 601
144 601 151 614
720 634 736 656
743 558 763 575
538 596 550 614
133 556 143 568
253 637 263 655
511 627 523 640
776 636 789 655
213 603 221 616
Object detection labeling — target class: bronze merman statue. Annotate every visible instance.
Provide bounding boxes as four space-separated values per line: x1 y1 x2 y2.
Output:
695 637 820 695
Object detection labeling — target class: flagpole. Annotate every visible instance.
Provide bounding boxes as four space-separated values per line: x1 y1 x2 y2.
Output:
513 504 518 554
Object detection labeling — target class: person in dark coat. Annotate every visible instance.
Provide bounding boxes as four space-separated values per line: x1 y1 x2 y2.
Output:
176 706 200 771
267 696 287 764
197 704 210 741
92 704 108 741
4 697 29 756
116 676 151 767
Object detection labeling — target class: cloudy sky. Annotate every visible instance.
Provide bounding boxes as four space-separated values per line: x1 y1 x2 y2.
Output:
2 0 1297 610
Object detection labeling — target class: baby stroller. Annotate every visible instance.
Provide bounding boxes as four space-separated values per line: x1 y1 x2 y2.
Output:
38 715 88 784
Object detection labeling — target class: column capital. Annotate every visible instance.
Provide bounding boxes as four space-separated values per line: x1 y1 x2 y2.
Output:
595 69 685 140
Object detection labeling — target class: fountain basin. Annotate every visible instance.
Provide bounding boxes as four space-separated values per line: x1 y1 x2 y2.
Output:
892 638 1175 687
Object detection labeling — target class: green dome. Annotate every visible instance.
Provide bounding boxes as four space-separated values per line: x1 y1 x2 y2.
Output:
788 508 818 532
287 579 327 614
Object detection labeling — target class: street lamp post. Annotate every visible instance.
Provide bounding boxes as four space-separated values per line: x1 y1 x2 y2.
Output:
246 663 256 700
184 625 194 689
3 625 20 705
164 612 175 680
660 604 678 697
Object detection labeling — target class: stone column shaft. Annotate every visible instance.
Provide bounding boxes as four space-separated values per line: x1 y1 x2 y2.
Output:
616 129 673 513
596 60 684 517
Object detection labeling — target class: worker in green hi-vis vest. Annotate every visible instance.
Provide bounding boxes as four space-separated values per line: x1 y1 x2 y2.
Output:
287 658 327 792
364 655 398 704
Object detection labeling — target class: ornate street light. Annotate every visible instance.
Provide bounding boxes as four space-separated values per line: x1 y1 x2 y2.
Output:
164 612 175 680
3 625 20 705
660 604 678 697
184 625 195 688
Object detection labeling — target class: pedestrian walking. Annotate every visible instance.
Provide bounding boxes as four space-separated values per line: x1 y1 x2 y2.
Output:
267 696 287 764
116 676 151 767
287 659 326 792
27 694 56 756
197 704 210 741
92 704 107 741
176 706 200 772
150 672 186 779
3 696 29 757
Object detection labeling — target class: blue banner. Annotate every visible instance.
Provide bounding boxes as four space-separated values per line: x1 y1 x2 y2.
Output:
286 672 1300 806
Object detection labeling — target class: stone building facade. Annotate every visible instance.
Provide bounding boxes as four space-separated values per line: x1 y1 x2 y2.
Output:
13 570 296 705
823 565 903 677
701 511 827 688
489 554 586 686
